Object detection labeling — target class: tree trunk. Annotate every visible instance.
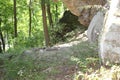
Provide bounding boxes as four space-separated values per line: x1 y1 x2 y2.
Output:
99 0 120 64
29 0 32 37
41 0 50 46
13 0 17 37
55 4 58 21
0 30 5 52
0 18 5 53
47 0 53 27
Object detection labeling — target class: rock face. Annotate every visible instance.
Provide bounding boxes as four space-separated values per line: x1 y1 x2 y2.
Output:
61 0 106 16
61 0 106 26
99 0 120 64
87 11 105 43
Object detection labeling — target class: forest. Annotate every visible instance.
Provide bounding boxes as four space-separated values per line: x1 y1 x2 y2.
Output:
0 0 65 51
0 0 120 80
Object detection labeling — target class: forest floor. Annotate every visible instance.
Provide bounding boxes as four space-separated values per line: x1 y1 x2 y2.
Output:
16 31 100 80
0 30 120 80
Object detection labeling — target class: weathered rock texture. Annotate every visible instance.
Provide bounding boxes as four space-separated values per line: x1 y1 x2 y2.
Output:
61 0 106 26
99 0 120 64
86 2 110 43
87 11 105 43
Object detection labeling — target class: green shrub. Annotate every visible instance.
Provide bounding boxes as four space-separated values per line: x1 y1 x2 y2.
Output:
4 56 34 79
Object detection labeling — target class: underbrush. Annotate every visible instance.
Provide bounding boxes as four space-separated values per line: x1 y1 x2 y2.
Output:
74 65 120 80
50 23 86 44
0 41 120 80
72 42 120 80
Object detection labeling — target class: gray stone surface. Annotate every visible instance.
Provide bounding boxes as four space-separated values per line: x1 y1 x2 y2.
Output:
99 0 120 64
87 11 105 43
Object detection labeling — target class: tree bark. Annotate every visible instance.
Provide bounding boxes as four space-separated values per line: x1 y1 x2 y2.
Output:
0 18 5 53
29 0 32 37
99 0 120 64
0 30 5 52
41 0 50 46
55 4 58 21
13 0 17 37
47 0 53 27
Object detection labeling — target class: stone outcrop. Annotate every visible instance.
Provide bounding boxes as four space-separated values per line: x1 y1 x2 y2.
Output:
99 0 120 64
61 0 106 16
78 5 103 26
86 2 110 43
61 0 106 26
87 11 105 43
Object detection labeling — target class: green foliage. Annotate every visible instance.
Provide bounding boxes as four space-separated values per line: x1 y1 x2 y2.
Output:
3 55 35 79
0 0 13 33
0 0 45 51
71 42 120 80
50 22 83 44
2 0 118 80
50 10 86 44
50 23 67 44
1 40 120 80
74 65 120 80
2 52 59 80
0 0 65 50
16 30 44 48
71 42 99 72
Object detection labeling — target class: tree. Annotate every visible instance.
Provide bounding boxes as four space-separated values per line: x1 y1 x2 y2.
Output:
55 4 58 21
29 0 32 37
0 18 4 53
41 0 50 46
0 0 65 49
13 0 17 37
46 0 53 27
0 0 14 51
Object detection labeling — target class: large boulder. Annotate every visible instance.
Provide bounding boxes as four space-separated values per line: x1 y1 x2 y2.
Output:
87 11 105 43
87 3 110 43
99 0 120 64
61 0 106 16
61 0 106 26
78 5 103 26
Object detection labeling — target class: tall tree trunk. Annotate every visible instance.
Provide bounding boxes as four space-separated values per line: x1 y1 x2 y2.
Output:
0 18 5 53
13 0 17 37
41 0 50 46
47 0 53 27
99 0 120 64
55 4 58 21
29 0 32 37
0 30 5 52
